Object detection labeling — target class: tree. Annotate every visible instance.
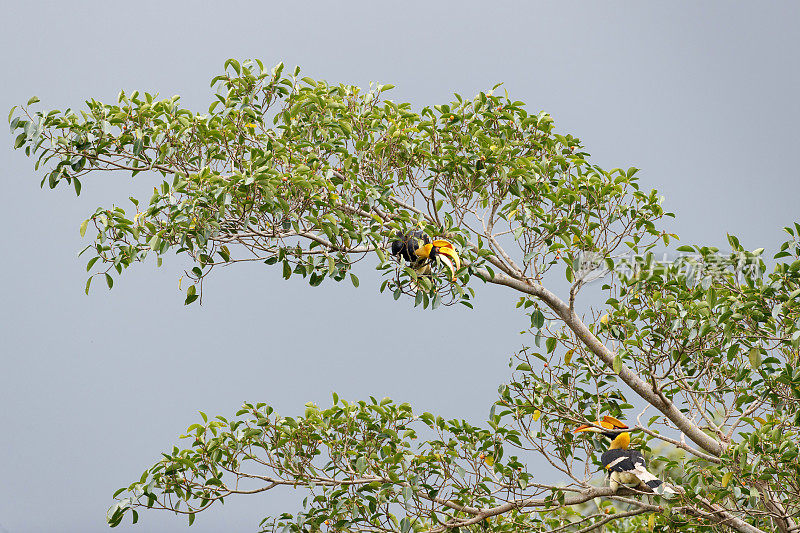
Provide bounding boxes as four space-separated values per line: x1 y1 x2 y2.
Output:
10 59 800 533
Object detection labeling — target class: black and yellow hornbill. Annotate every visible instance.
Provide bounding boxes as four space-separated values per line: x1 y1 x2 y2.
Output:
574 416 678 497
390 231 461 279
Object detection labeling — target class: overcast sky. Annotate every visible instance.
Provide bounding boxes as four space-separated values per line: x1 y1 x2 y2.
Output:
1 2 799 532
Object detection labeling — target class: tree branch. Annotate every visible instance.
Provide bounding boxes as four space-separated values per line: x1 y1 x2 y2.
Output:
634 425 722 464
425 486 650 532
695 496 770 533
475 267 726 457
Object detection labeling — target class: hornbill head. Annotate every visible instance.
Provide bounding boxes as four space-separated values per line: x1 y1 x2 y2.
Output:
574 416 631 447
391 232 461 280
414 239 461 279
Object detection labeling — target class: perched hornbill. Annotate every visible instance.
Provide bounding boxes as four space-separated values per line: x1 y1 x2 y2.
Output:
390 231 461 279
574 416 679 497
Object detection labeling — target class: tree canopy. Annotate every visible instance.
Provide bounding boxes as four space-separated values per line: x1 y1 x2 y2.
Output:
10 59 800 533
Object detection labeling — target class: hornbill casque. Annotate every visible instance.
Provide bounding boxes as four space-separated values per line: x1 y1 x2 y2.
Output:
574 416 679 497
390 231 461 279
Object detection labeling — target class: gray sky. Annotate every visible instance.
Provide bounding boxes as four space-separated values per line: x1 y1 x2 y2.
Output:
1 2 799 531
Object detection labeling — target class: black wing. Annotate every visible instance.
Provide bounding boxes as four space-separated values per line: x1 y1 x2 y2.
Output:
600 449 647 474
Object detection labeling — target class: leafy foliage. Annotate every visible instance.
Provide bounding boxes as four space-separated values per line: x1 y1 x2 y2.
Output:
11 60 799 532
10 59 664 307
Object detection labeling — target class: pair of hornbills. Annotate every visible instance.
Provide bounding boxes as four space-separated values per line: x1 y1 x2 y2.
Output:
390 231 461 279
575 415 679 497
392 233 676 496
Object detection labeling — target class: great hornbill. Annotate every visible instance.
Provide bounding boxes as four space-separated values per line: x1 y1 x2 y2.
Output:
574 416 679 497
390 231 461 279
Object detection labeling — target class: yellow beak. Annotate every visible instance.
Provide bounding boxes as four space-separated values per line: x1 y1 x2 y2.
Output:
574 415 628 433
435 245 461 272
600 415 627 429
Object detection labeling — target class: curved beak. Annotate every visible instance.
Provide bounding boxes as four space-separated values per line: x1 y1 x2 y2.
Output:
431 239 454 249
574 422 604 434
435 246 461 275
600 415 627 429
574 415 628 433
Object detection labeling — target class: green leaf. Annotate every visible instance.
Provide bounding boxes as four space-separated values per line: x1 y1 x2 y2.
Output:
748 347 762 370
27 96 40 106
531 310 545 329
722 471 732 488
612 353 623 374
545 336 557 353
79 219 89 237
350 273 359 288
8 106 17 123
225 58 241 75
105 273 114 289
85 276 92 295
218 246 230 262
516 363 531 372
414 290 424 307
185 285 199 305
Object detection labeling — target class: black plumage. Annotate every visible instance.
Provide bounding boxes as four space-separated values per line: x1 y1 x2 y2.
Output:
390 231 429 264
601 447 674 494
601 448 646 474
